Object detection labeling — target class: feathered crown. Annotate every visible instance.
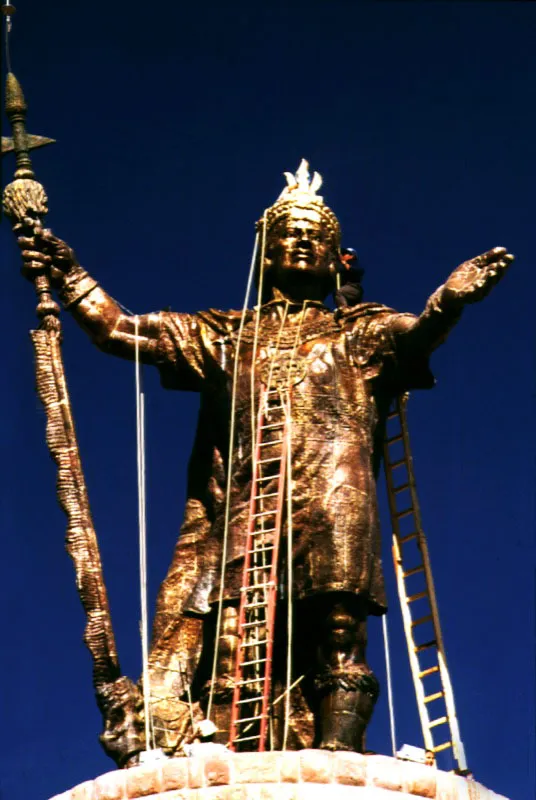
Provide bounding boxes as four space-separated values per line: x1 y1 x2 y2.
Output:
258 159 341 246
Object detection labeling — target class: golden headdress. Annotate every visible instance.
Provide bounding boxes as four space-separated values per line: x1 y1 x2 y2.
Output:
258 159 341 247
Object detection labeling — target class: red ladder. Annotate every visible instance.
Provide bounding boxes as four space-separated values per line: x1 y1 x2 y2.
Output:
229 386 289 751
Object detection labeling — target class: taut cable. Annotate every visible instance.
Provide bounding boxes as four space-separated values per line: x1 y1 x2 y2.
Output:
206 232 260 722
134 316 153 751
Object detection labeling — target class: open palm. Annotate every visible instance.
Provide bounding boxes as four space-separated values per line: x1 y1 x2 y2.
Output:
441 247 514 309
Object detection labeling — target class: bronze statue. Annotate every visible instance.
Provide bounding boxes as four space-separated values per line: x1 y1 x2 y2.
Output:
12 148 513 765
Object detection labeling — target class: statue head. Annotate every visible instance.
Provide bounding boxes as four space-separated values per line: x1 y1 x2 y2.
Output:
256 160 342 303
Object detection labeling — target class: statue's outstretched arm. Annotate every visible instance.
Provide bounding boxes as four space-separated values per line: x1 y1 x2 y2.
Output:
391 247 514 354
18 226 162 361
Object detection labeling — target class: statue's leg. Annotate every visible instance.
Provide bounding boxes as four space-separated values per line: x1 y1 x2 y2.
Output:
311 593 379 753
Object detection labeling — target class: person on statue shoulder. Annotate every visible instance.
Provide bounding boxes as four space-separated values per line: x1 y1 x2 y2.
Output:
18 160 513 766
333 247 364 315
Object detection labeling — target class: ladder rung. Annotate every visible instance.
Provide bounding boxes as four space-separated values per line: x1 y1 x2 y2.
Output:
429 716 448 728
394 483 410 494
424 691 444 704
252 510 277 518
241 657 269 666
247 546 274 555
237 677 265 687
242 581 275 592
415 640 437 653
407 591 428 603
241 639 269 648
242 620 266 628
233 734 261 743
396 508 414 519
260 421 284 431
258 456 282 464
246 565 271 573
386 434 403 444
251 527 276 535
433 741 453 754
235 714 268 724
399 532 418 543
259 439 283 447
255 475 281 483
419 665 440 678
411 614 433 627
236 696 264 704
253 492 279 500
404 565 425 578
389 458 406 469
387 409 400 420
244 601 270 610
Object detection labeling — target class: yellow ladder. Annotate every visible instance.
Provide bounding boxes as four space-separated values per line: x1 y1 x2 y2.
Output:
383 394 467 772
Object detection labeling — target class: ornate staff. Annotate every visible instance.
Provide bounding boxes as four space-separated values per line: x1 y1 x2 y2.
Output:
2 69 121 690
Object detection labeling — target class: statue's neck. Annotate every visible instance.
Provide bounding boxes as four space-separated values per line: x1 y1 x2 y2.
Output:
266 280 329 306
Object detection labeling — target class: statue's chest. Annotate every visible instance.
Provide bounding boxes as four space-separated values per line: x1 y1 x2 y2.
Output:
253 335 372 419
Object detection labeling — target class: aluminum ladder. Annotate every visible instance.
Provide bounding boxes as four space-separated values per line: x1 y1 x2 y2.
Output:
383 394 468 772
229 386 289 751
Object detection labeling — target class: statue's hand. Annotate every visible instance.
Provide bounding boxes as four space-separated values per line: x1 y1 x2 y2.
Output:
440 247 514 312
96 676 146 768
17 220 79 284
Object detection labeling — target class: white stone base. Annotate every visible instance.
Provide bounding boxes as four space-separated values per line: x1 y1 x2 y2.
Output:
49 750 509 800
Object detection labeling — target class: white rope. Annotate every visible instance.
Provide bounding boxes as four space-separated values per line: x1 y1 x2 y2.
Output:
264 302 290 400
282 389 293 750
280 301 308 748
272 673 305 707
206 231 261 721
382 612 397 757
250 215 267 450
134 316 153 751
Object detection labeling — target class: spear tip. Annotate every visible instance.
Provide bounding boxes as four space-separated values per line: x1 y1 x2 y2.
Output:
6 71 27 116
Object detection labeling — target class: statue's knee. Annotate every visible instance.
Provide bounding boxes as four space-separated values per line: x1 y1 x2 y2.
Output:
318 597 368 667
325 604 359 651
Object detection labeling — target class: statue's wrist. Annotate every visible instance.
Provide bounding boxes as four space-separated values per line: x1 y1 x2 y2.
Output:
58 265 99 309
429 284 464 317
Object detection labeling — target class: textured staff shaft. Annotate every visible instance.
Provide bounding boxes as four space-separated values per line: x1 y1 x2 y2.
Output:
3 70 120 687
31 326 120 686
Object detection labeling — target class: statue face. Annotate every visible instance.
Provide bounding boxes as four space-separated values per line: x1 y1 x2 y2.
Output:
267 207 337 283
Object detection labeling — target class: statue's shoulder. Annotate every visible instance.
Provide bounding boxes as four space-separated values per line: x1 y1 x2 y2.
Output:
341 302 398 325
196 308 253 336
341 303 419 348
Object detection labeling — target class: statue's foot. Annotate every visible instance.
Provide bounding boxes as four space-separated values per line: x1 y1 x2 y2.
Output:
317 702 367 753
319 740 355 753
314 669 380 754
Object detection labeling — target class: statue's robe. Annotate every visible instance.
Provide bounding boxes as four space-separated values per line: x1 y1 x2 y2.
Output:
145 299 435 750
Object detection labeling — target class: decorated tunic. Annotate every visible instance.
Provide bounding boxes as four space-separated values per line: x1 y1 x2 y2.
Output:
144 299 436 621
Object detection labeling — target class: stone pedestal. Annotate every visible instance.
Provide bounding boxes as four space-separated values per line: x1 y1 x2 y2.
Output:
49 750 509 800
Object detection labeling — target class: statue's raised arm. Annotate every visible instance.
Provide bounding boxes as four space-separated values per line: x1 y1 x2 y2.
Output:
390 246 514 353
18 225 164 360
17 225 212 398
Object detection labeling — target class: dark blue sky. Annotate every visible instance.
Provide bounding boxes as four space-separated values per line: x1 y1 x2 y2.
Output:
2 2 534 799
